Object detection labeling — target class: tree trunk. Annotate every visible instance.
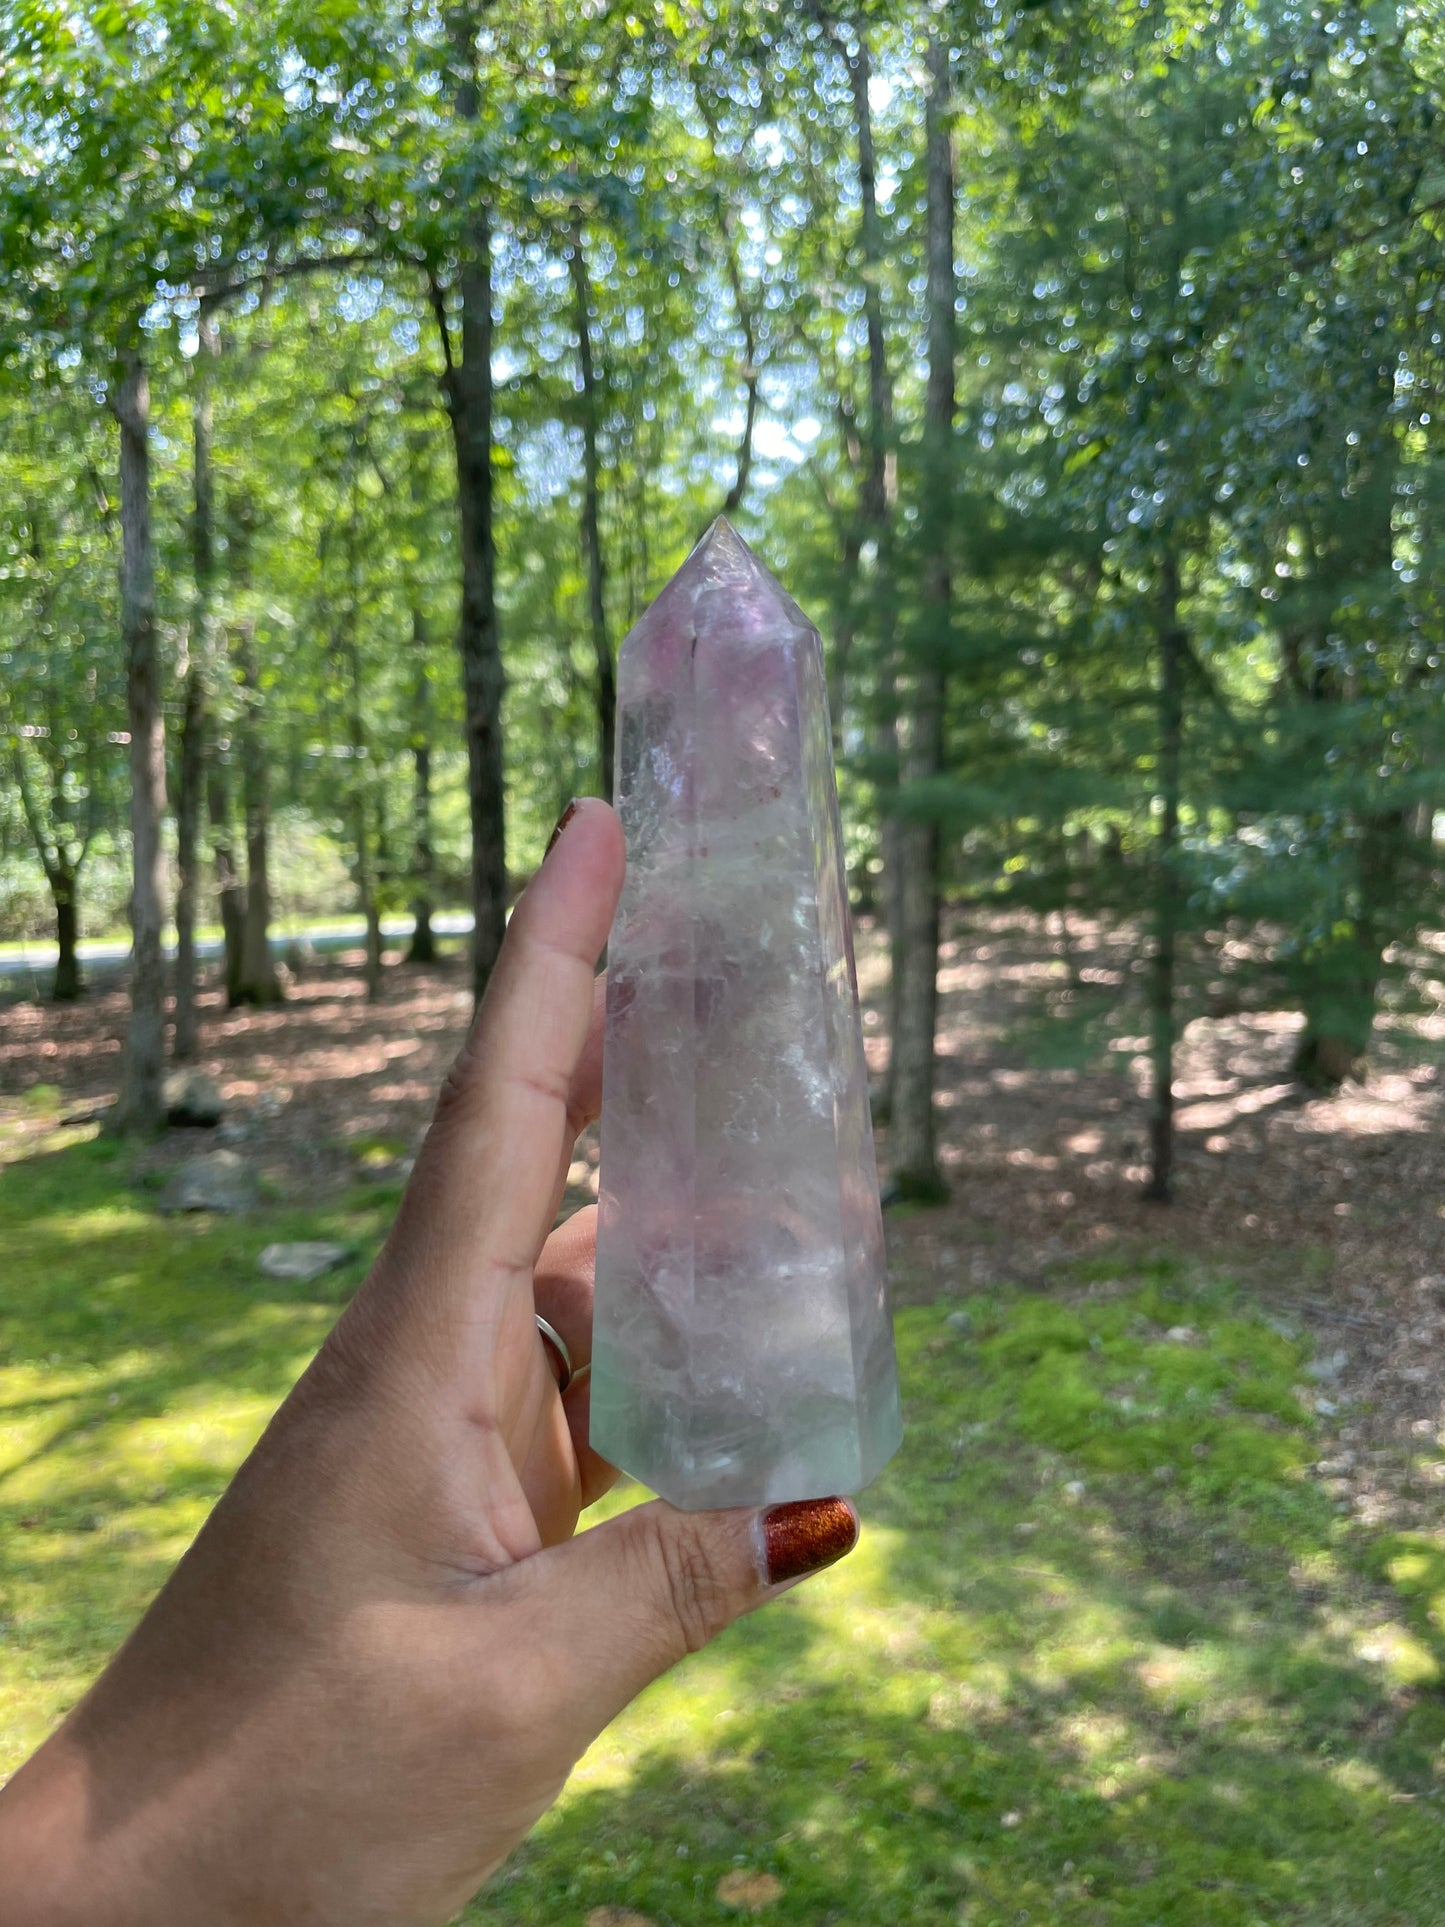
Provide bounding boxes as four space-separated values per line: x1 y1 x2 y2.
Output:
406 622 437 965
851 29 895 548
568 228 615 793
172 660 206 1058
1293 809 1407 1088
828 519 865 763
876 776 904 1121
344 534 383 1005
433 11 507 1005
173 304 219 1061
364 896 384 1001
718 271 758 521
444 221 508 1004
354 741 383 1004
694 86 760 529
1284 366 1400 1085
10 743 88 1004
842 20 902 1115
407 736 436 964
1294 972 1376 1088
233 621 283 1005
888 31 954 1204
110 342 168 1134
53 879 81 1003
1145 551 1185 1204
207 750 245 1004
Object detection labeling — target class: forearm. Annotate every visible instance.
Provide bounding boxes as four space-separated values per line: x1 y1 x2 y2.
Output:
0 1719 293 1927
0 1730 125 1927
0 1657 263 1927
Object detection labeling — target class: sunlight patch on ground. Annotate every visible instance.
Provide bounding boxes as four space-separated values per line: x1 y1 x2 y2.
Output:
4 1123 1445 1920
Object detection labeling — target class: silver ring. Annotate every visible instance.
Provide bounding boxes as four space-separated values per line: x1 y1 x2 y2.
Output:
535 1313 574 1393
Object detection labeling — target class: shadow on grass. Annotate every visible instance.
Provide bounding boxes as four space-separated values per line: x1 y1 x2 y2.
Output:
481 1282 1445 1927
5 1134 1445 1920
1 1132 389 1735
1 1134 380 1365
489 1659 1444 1927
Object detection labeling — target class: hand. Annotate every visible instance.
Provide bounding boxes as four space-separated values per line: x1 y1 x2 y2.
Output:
0 799 859 1927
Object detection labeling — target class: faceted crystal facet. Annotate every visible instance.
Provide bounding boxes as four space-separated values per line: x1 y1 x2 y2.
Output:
590 518 903 1510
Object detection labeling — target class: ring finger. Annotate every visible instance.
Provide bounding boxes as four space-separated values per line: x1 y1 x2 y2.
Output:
532 1206 620 1506
533 1205 597 1392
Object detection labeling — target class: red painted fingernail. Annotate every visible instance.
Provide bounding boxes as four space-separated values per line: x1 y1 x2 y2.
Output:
546 799 582 857
760 1497 859 1586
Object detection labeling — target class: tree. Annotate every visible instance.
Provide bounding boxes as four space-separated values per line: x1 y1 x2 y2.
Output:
110 336 170 1130
1229 2 1445 1083
4 3 251 1119
4 0 1441 1163
888 24 954 1204
172 302 221 1058
567 227 615 791
0 368 124 1001
1145 552 1186 1202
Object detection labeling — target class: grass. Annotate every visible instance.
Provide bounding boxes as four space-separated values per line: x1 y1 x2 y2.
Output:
3 1111 1445 1924
0 1112 393 1766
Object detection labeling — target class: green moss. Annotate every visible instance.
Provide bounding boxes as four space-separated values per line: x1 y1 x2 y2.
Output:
0 1124 388 1764
348 1135 409 1170
1368 1532 1445 1659
4 1121 1445 1922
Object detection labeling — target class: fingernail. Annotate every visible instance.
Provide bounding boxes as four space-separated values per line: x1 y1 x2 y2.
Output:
758 1497 859 1587
546 798 582 857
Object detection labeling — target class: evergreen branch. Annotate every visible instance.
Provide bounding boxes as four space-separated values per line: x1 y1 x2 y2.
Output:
1286 192 1445 277
1178 635 1237 726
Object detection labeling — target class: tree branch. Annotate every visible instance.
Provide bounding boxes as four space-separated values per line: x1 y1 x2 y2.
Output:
425 270 457 389
7 738 60 884
1286 191 1445 277
694 84 762 521
198 247 404 308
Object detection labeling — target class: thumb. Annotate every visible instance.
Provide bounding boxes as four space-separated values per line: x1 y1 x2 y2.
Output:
509 1495 859 1745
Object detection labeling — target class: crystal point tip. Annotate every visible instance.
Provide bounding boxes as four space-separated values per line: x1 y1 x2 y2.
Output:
697 512 743 548
688 513 758 575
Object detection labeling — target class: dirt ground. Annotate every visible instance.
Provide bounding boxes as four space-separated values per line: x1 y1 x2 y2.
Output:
3 911 1442 1535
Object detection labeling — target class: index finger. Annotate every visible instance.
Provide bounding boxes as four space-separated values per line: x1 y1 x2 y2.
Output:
381 799 624 1311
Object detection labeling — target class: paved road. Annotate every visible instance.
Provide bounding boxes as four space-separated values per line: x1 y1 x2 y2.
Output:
0 912 475 995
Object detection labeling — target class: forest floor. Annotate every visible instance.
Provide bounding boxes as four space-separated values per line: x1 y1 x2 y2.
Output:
3 910 1445 1922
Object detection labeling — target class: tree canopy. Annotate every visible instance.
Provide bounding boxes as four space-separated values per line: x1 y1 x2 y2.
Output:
2 0 1441 1182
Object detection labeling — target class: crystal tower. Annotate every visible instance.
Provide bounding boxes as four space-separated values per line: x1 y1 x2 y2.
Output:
589 519 902 1510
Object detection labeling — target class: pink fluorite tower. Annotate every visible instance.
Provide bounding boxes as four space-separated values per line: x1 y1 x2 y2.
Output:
590 519 902 1509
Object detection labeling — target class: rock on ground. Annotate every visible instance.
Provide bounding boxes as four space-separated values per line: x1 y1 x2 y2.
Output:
158 1149 258 1215
258 1241 348 1282
163 1068 224 1127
